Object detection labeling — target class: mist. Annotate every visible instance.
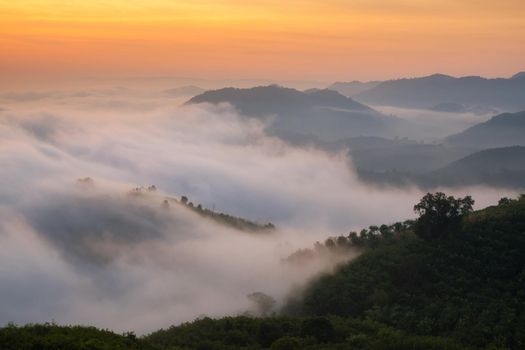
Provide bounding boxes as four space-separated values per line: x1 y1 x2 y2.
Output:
0 85 516 333
373 105 495 142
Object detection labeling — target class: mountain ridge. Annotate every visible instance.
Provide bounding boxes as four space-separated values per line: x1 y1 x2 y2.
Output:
330 72 525 111
186 85 406 141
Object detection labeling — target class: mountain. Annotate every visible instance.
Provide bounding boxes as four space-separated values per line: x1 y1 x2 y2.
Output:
351 73 525 111
338 136 473 175
186 85 406 141
187 85 373 115
445 111 525 148
511 71 525 80
328 80 381 97
420 146 525 188
163 85 205 97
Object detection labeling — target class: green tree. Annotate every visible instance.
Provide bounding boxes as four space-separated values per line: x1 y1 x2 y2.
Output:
300 317 335 343
413 192 474 240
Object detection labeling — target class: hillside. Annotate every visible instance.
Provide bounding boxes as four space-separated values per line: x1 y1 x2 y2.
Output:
445 111 525 148
512 72 525 80
338 136 474 175
3 194 525 349
420 146 525 188
187 85 373 115
288 194 525 349
327 80 381 97
0 319 471 350
186 85 406 141
352 145 525 189
351 73 525 111
173 194 276 232
0 324 152 350
128 186 275 232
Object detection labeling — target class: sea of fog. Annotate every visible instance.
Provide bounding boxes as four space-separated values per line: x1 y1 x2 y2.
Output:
0 85 516 333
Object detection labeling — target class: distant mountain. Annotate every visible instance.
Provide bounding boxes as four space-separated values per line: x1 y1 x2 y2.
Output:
327 80 381 97
511 71 525 80
163 85 205 97
340 136 525 189
186 85 405 141
445 111 525 148
351 73 525 111
188 85 372 114
421 146 525 188
339 136 473 174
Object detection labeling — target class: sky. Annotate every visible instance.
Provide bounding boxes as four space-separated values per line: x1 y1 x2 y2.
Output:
1 0 525 84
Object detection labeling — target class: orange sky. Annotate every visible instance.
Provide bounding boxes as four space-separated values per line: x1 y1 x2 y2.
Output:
1 0 524 83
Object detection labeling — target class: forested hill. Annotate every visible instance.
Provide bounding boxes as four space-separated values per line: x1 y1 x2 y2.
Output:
173 194 275 232
287 194 525 349
127 185 275 232
2 194 524 349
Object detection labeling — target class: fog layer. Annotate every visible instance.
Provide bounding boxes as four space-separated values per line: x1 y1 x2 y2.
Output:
0 87 515 333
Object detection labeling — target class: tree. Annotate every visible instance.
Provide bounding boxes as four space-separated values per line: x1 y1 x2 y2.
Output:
300 317 335 343
413 192 474 240
270 336 302 350
498 197 515 206
247 292 276 316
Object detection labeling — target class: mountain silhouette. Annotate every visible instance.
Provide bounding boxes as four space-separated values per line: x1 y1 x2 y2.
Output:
421 146 525 188
186 85 405 141
446 111 525 148
329 73 525 111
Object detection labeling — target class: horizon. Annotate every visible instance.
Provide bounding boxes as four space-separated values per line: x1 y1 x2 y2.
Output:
2 69 524 91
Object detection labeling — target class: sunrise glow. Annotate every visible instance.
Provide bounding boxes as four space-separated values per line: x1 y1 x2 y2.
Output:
2 0 524 82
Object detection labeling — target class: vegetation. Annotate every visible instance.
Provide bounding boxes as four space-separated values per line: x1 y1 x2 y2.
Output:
0 318 472 350
2 193 524 349
176 195 275 232
0 323 151 350
128 186 275 232
413 192 474 240
290 193 525 349
144 316 471 350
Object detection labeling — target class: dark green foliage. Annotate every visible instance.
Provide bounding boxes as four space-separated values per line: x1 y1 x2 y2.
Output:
144 316 470 350
292 195 525 349
269 336 302 350
0 323 152 350
3 193 524 349
413 192 474 240
299 318 335 343
284 220 414 265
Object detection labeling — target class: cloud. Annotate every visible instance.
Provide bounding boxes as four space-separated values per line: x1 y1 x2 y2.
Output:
0 87 517 333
